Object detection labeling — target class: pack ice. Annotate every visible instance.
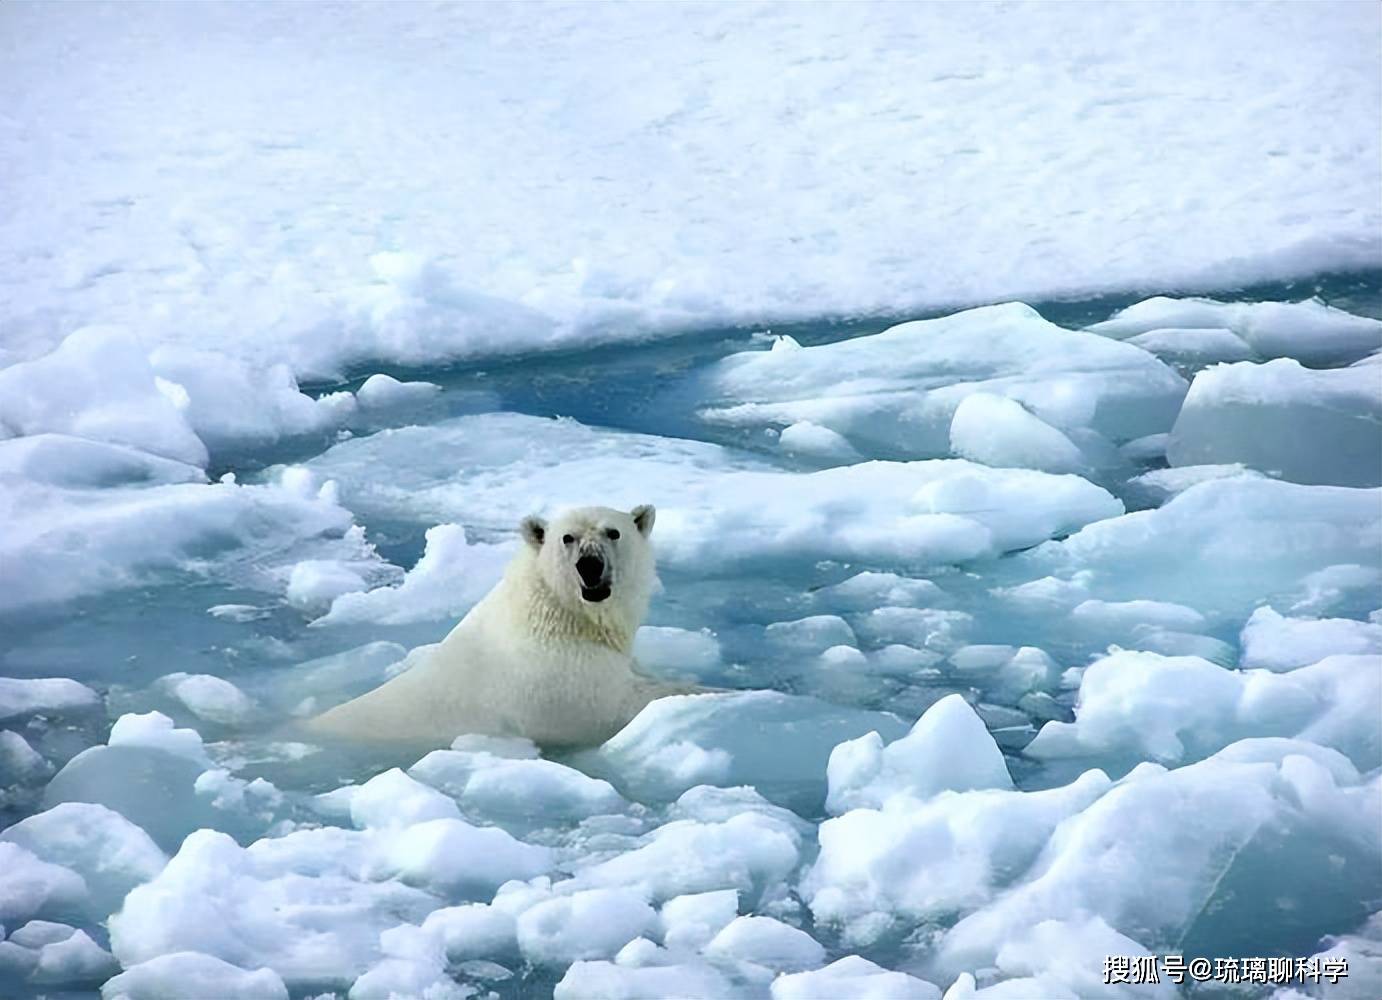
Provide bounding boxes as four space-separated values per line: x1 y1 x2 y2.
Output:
1 5 1380 991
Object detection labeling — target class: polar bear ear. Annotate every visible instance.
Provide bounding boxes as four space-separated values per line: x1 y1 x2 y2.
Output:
520 515 547 549
631 504 656 538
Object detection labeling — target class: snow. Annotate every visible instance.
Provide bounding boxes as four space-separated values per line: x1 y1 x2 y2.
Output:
1167 359 1382 486
5 5 1378 379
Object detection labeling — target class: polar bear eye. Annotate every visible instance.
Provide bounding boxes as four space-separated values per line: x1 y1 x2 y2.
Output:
605 528 620 541
561 534 575 545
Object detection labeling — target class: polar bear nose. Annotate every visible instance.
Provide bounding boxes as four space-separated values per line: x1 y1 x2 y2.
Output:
576 554 606 588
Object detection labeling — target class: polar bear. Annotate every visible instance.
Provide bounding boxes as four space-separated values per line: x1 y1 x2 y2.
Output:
307 504 686 748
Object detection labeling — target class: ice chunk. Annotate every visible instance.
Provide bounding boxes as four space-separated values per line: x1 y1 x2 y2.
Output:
698 304 1187 457
659 890 739 951
349 767 460 828
826 694 1012 814
987 915 1175 1000
935 741 1381 977
853 607 973 652
410 748 624 825
0 803 166 918
314 523 512 627
373 818 553 897
949 646 1059 701
108 711 212 767
554 959 731 999
109 829 436 989
805 771 1110 940
0 467 365 615
1299 912 1382 1000
1089 296 1382 367
778 420 862 462
816 571 948 610
0 730 48 782
284 559 370 612
1026 650 1382 770
949 393 1085 473
1069 598 1206 633
355 373 441 410
1021 477 1382 621
571 811 802 904
30 927 117 985
149 345 354 455
43 745 227 853
0 677 100 721
1125 326 1256 366
516 888 657 964
772 956 941 1000
1240 606 1382 671
0 326 207 467
0 842 86 924
297 412 1123 571
703 914 824 972
9 919 75 948
99 952 289 1000
1167 359 1382 486
154 673 257 727
765 615 857 652
588 691 908 809
416 903 518 963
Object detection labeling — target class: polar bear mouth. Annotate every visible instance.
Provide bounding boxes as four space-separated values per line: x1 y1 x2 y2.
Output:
580 584 612 603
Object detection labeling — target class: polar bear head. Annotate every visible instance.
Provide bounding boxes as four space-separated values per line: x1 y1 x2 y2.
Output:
519 505 658 634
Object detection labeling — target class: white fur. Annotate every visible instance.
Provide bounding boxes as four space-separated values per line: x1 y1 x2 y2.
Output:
307 505 682 748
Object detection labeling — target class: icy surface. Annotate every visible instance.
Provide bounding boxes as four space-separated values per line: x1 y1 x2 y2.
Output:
2 7 1380 993
5 5 1379 378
